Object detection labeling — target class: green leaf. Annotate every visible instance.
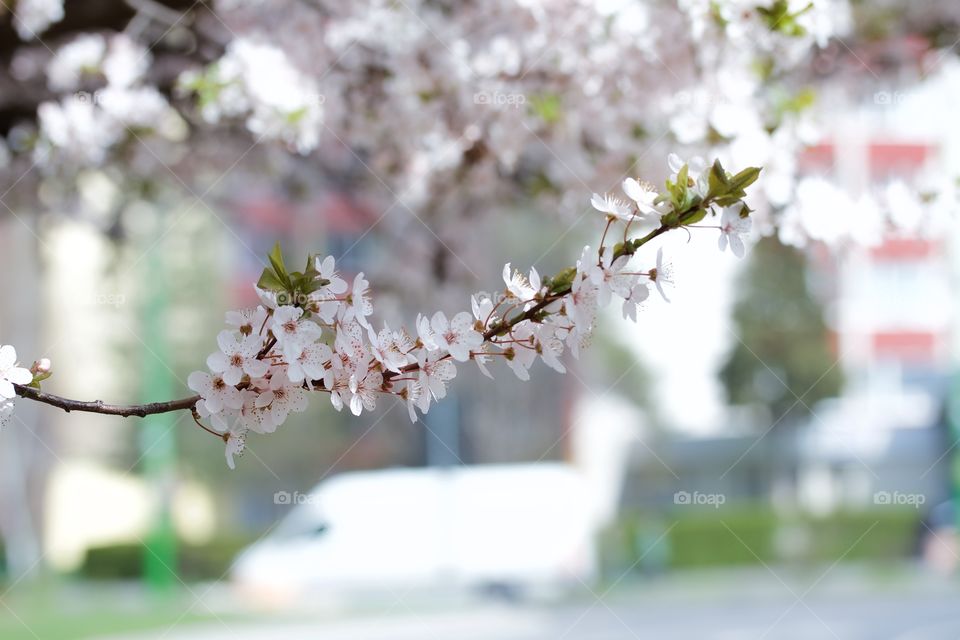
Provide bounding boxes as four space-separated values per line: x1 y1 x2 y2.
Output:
707 159 729 199
257 268 286 292
302 278 331 295
714 195 745 207
682 208 708 226
304 254 319 279
529 94 562 124
666 164 690 213
267 242 290 288
549 266 577 293
728 166 762 191
677 164 689 190
757 0 812 37
661 210 681 227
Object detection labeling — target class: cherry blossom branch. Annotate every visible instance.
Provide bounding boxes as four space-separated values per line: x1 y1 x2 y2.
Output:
0 154 760 469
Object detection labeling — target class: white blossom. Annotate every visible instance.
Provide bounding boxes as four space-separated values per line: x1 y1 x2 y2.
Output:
341 273 373 329
648 248 674 303
13 0 64 40
224 424 248 470
349 369 383 416
533 324 566 374
622 178 666 219
314 255 349 296
236 389 275 434
46 34 106 91
255 286 278 310
256 369 308 427
207 330 269 386
333 321 369 377
589 252 640 308
226 306 268 337
718 202 752 258
36 96 120 165
416 313 439 351
504 326 538 381
188 371 243 414
430 311 483 362
102 34 149 89
311 255 348 323
502 263 540 301
567 246 600 328
271 305 322 356
326 362 353 413
590 193 634 222
417 351 457 411
285 340 332 385
0 345 33 400
186 38 323 153
471 294 496 327
471 345 495 380
621 282 650 322
404 380 427 423
368 324 415 372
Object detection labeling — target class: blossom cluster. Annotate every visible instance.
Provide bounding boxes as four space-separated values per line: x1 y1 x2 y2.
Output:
33 33 185 167
182 0 840 214
182 156 759 468
178 39 323 154
10 0 64 40
3 0 848 251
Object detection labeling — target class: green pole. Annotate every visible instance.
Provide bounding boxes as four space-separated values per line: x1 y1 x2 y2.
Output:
139 238 178 591
951 375 960 515
948 372 960 537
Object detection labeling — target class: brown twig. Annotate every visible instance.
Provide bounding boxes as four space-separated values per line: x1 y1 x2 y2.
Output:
14 385 200 418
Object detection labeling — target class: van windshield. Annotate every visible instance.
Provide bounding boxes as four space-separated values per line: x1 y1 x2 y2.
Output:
272 506 330 540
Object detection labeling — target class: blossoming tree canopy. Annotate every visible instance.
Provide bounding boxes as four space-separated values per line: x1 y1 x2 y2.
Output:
1 0 856 253
3 155 760 468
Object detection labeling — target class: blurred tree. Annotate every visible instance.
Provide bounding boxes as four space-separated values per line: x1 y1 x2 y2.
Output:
720 237 842 425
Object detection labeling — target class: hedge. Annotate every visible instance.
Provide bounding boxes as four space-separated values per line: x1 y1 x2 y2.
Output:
600 506 921 576
79 536 255 581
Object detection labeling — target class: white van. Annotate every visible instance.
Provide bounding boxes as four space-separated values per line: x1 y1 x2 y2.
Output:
231 463 597 601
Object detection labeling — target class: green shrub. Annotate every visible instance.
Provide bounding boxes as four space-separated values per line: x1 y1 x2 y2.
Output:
800 510 918 563
669 508 779 568
600 506 922 577
81 544 143 580
80 536 255 581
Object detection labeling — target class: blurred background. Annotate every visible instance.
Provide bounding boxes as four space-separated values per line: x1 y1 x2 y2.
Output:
1 0 960 638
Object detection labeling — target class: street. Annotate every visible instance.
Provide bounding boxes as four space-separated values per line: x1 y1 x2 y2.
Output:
105 566 960 640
